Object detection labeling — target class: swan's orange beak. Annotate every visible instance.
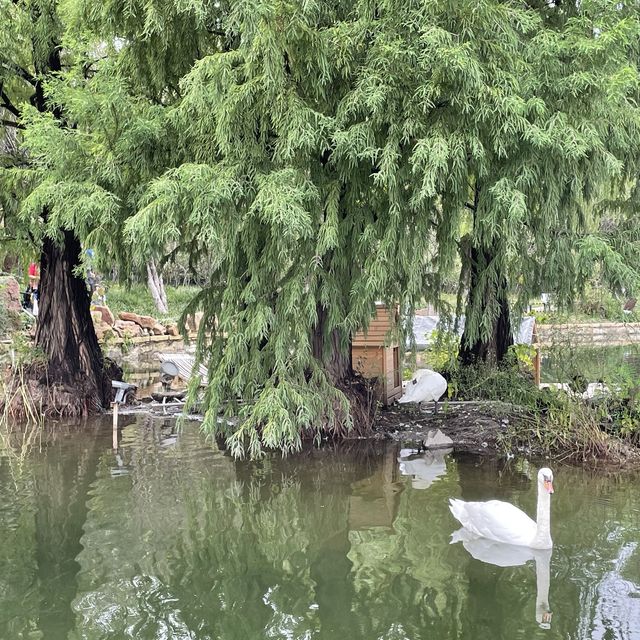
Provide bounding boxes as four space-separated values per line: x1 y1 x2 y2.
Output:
544 479 554 494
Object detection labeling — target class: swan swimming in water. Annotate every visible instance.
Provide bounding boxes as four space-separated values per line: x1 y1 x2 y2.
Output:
449 468 554 549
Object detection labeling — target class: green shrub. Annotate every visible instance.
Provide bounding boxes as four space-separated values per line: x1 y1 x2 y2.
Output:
421 328 460 371
442 360 540 406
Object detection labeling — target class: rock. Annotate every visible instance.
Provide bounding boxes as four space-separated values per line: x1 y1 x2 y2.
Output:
151 323 166 335
95 322 115 341
93 304 115 326
165 323 180 337
114 319 142 338
118 311 157 329
185 311 204 332
422 429 454 450
136 315 157 329
0 276 22 313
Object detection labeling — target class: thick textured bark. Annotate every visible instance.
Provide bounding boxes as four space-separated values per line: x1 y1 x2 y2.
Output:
34 230 117 414
311 303 375 435
459 245 513 365
312 303 352 382
146 258 168 314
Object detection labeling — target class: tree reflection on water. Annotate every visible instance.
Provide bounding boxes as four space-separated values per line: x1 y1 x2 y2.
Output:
1 418 639 639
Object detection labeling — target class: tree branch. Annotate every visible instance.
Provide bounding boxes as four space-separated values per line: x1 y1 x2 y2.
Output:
0 60 37 86
1 118 24 129
0 88 22 118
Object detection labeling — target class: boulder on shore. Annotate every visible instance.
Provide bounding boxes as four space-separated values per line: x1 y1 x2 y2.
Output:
0 276 22 314
93 304 115 326
114 319 142 338
151 323 166 335
118 311 157 329
165 323 180 337
94 322 115 341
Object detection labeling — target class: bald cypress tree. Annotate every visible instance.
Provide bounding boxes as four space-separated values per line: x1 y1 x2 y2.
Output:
124 0 639 454
0 0 115 413
1 0 223 413
15 0 640 450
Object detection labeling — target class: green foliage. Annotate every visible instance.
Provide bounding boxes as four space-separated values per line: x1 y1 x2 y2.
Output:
442 359 632 461
422 329 459 372
4 0 640 454
510 343 537 374
575 286 639 321
444 360 541 407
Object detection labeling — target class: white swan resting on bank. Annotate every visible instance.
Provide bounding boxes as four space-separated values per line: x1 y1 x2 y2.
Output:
398 369 447 413
449 468 554 549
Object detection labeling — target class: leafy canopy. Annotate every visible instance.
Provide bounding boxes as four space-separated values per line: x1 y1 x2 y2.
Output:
11 0 640 455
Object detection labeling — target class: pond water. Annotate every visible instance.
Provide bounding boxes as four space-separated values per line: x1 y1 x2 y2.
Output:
541 344 640 383
1 417 640 640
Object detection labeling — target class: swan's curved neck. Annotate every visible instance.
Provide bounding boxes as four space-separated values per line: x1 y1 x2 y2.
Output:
531 483 552 549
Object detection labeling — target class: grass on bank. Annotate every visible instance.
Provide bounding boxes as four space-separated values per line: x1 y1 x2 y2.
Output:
104 283 199 323
415 331 640 464
440 360 640 465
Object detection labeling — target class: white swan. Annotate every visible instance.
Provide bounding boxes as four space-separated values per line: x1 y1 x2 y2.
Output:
449 468 554 549
398 369 447 413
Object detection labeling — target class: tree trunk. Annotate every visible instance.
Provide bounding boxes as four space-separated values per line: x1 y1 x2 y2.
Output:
459 245 513 365
34 230 119 415
311 303 352 382
146 258 168 314
311 303 376 435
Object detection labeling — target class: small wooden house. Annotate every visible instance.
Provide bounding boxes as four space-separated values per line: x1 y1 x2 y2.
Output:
352 304 403 405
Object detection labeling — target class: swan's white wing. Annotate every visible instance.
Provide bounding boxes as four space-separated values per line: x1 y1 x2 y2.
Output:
449 499 537 547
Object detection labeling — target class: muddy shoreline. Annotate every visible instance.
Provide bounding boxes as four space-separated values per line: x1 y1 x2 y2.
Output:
372 402 517 455
369 402 640 468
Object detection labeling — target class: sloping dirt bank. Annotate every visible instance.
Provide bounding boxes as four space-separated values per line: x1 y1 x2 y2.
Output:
371 402 640 468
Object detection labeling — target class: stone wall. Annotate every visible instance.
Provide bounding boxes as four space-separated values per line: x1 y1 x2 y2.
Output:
536 322 640 347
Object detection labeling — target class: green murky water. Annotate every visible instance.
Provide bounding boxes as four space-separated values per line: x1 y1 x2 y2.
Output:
1 417 639 640
541 344 640 383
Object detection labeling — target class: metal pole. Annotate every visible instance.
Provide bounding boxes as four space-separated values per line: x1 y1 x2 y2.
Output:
112 401 119 450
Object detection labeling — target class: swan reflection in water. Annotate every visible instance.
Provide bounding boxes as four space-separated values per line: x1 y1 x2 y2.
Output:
397 447 452 490
451 529 553 629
